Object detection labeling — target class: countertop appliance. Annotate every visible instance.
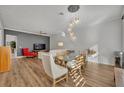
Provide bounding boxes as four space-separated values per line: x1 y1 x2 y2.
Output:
114 51 124 68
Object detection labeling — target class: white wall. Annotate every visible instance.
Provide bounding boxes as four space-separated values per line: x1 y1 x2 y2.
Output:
98 20 122 65
0 16 4 46
50 20 122 65
122 7 124 50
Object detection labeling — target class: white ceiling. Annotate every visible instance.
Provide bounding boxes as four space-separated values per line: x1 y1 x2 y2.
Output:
0 5 123 35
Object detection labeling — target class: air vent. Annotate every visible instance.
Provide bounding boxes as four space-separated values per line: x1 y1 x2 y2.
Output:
68 5 80 13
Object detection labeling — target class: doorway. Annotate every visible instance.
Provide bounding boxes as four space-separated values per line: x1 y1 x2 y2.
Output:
6 34 17 58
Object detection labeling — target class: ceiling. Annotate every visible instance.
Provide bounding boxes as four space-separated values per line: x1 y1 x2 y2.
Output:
0 5 123 36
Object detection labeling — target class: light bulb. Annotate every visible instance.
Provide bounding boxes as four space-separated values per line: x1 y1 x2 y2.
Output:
74 18 79 24
69 23 73 27
77 19 79 22
72 36 76 40
70 32 74 36
74 20 78 24
61 32 65 37
68 28 71 32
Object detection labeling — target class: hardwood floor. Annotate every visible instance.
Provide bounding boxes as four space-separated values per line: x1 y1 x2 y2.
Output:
114 67 124 87
0 58 115 87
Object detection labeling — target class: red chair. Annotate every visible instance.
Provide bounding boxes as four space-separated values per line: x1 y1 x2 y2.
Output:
22 48 37 57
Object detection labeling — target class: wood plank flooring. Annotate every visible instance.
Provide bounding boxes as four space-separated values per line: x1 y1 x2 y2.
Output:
114 67 124 87
0 58 115 87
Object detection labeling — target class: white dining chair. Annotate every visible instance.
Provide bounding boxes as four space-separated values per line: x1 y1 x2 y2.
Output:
41 52 68 86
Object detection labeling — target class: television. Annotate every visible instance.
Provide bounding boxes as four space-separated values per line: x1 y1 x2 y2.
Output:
33 43 46 50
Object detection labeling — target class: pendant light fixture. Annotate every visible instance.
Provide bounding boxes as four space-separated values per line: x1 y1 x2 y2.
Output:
67 16 79 41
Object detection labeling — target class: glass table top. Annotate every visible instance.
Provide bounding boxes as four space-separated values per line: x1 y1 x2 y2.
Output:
63 50 80 61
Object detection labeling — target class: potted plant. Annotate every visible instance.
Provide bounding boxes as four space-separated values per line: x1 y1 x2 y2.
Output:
10 41 16 53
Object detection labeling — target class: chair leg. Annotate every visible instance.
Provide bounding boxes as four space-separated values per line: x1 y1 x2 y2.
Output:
53 79 56 87
66 73 68 82
82 65 86 76
79 67 82 75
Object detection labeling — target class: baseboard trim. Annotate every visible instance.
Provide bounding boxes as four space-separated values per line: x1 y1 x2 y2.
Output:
15 56 25 59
